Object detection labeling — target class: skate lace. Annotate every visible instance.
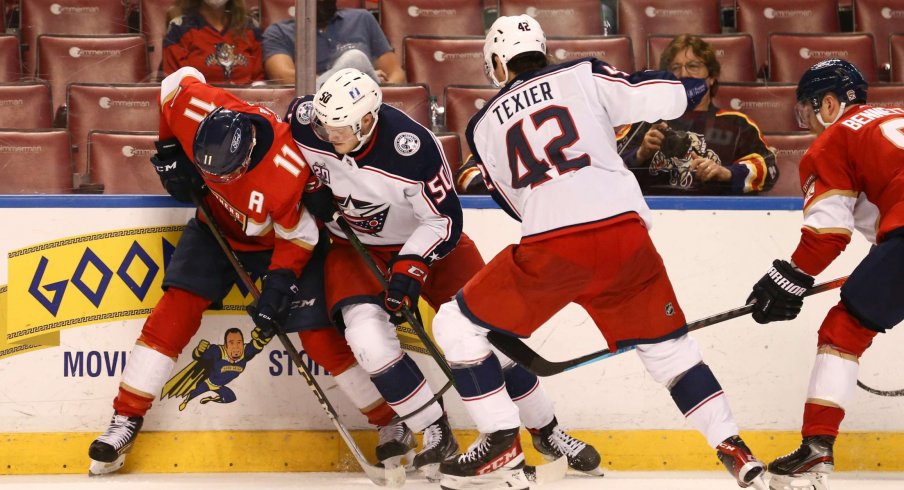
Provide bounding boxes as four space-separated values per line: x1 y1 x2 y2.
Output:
549 427 586 458
421 422 443 451
96 415 137 448
378 422 407 445
459 434 491 464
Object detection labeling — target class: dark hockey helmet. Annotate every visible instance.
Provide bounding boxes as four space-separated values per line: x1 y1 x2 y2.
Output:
796 59 868 111
192 107 256 183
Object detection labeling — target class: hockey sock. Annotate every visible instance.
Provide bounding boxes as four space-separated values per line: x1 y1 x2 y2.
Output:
505 364 555 431
299 327 358 375
115 343 177 416
669 363 738 448
113 387 155 418
332 363 391 426
802 403 845 438
138 287 210 358
802 344 857 437
363 401 396 427
371 354 442 432
451 353 521 434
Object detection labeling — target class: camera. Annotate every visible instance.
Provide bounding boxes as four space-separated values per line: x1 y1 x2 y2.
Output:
659 128 693 159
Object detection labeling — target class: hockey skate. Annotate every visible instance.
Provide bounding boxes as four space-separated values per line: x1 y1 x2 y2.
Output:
767 436 834 490
87 413 143 476
529 416 604 476
439 427 528 490
376 420 417 471
716 435 768 489
413 413 459 482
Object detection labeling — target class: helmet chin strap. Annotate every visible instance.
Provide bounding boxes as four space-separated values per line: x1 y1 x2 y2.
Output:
817 102 846 128
351 112 379 153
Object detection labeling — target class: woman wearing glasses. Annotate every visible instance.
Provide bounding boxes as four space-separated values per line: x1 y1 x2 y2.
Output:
618 34 778 195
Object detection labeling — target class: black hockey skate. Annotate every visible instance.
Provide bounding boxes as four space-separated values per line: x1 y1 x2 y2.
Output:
413 413 459 482
376 420 416 471
767 436 834 490
716 435 767 489
88 413 143 476
529 417 604 476
439 427 528 490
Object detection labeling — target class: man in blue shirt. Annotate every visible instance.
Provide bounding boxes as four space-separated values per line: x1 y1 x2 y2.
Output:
262 0 404 87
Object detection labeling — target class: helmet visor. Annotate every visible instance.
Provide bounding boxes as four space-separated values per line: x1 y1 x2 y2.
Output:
312 115 357 144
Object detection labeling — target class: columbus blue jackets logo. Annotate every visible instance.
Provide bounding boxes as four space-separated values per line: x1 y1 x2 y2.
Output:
338 194 390 235
394 132 420 156
161 327 271 411
295 100 314 126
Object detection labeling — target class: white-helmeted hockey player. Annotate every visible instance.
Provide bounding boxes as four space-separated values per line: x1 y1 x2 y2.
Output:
431 15 769 490
285 68 605 480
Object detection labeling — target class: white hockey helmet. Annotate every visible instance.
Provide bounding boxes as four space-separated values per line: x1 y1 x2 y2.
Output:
483 14 547 87
312 68 383 151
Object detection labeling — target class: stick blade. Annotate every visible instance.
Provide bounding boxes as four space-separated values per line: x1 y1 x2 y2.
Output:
362 462 406 487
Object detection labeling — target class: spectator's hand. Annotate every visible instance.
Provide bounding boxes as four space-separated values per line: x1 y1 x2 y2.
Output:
375 69 388 84
689 154 731 182
637 122 668 162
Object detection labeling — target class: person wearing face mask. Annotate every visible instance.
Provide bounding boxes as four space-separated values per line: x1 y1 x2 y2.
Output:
617 34 778 195
261 0 404 88
162 0 264 84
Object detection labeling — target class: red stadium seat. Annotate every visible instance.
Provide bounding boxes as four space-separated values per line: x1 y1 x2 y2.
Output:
36 34 150 120
20 0 130 76
380 0 485 61
0 129 74 193
761 131 815 196
853 0 904 78
617 0 721 71
87 130 164 194
381 83 431 127
0 34 20 82
647 33 757 81
0 81 53 129
442 84 498 158
66 83 160 178
403 36 485 107
499 0 602 36
735 0 840 76
548 36 634 73
435 132 463 176
868 83 904 108
767 32 877 83
219 84 296 119
713 83 800 133
140 0 176 80
891 34 904 82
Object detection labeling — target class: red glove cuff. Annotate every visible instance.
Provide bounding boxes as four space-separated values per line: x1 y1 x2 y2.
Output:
389 255 428 285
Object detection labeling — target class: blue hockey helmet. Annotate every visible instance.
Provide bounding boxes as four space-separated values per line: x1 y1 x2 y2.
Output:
796 59 868 110
192 107 256 183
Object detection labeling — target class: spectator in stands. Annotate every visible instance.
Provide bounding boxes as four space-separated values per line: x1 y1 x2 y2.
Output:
162 0 264 84
262 0 404 87
618 34 778 195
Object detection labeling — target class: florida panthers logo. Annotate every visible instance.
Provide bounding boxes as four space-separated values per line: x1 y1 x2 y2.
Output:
337 195 390 235
206 43 248 81
650 131 720 190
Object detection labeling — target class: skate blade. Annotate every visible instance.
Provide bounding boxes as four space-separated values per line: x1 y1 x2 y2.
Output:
747 474 769 490
88 455 126 476
419 462 442 483
580 465 606 477
524 455 568 484
769 473 830 490
440 466 528 490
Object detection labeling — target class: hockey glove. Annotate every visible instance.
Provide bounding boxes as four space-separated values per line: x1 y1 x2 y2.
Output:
679 77 709 109
747 259 815 324
150 138 207 203
383 255 428 322
249 268 299 337
302 176 339 222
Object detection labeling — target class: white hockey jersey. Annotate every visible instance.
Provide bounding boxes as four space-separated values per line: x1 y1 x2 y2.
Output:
286 96 462 264
466 58 692 239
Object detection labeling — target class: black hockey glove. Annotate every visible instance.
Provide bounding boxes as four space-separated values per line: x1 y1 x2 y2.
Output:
302 176 338 222
249 268 299 337
747 259 815 324
150 138 207 203
382 255 428 323
679 77 709 109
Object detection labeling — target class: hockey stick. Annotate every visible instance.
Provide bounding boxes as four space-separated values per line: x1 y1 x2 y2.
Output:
489 276 849 377
192 195 405 487
856 381 904 397
334 216 457 384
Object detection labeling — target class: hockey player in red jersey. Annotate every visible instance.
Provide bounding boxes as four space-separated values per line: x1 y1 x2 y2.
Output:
746 59 904 490
431 15 768 490
286 68 604 479
87 67 398 475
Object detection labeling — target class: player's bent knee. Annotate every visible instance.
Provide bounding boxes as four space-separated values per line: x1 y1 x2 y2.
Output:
635 334 704 386
298 328 357 375
817 304 878 357
434 301 492 364
341 303 404 374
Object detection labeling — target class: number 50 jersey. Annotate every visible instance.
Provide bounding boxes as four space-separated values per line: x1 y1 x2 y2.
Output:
466 58 690 240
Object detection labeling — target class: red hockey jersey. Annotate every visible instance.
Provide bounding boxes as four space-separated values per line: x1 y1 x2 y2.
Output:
160 68 317 275
791 105 904 275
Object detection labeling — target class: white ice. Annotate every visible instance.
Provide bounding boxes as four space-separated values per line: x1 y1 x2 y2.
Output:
2 472 903 490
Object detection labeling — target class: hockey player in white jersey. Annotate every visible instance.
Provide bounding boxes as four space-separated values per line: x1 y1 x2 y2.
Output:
431 15 768 490
284 68 604 480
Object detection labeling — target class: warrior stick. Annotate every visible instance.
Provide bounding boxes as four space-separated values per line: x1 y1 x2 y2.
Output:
489 276 848 377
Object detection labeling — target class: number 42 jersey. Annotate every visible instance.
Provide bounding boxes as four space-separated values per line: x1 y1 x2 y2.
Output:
466 58 690 240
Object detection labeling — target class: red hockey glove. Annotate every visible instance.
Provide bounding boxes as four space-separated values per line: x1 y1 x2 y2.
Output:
747 260 815 324
382 255 428 321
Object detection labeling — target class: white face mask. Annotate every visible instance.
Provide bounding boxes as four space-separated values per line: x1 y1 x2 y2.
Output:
204 0 229 8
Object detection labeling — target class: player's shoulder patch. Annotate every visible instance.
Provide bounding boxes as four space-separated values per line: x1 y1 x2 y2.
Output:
294 100 314 126
394 132 420 156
